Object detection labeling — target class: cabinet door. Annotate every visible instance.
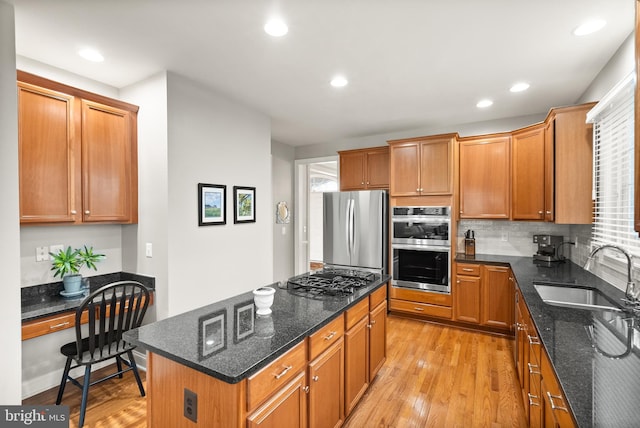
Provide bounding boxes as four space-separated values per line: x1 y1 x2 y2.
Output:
459 136 511 219
248 371 307 428
18 83 78 224
344 316 368 416
389 142 420 196
480 266 513 330
554 105 594 224
454 274 481 324
369 300 386 380
419 138 452 194
81 100 133 222
512 126 545 220
308 338 344 428
365 149 389 189
544 121 555 222
339 151 365 191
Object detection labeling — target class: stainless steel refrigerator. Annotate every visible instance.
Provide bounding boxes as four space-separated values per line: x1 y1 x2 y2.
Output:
322 190 388 274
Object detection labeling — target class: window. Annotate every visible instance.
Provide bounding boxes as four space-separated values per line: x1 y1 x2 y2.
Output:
587 72 639 256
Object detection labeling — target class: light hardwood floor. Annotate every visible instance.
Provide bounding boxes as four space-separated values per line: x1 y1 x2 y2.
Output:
24 315 526 427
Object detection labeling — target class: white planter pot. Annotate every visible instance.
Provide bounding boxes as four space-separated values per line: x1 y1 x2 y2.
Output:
253 287 275 315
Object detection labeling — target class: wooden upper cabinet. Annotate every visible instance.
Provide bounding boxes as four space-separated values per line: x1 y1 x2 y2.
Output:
552 104 595 224
388 134 454 196
459 134 511 219
339 146 389 191
81 100 134 223
512 125 546 220
18 82 78 224
17 71 138 225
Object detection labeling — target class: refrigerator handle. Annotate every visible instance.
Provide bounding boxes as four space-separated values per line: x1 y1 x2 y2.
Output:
345 199 352 258
349 198 355 256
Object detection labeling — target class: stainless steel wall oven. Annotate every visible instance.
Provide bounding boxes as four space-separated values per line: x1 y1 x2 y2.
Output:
391 206 451 294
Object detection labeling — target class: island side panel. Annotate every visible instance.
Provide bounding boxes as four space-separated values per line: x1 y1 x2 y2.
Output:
147 352 246 428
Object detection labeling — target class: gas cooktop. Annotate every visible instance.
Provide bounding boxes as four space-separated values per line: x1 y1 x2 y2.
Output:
287 269 376 296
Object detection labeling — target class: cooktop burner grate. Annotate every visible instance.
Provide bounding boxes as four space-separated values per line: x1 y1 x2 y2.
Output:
287 269 375 296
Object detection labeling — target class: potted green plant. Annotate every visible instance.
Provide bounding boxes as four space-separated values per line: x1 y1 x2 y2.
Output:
50 245 104 294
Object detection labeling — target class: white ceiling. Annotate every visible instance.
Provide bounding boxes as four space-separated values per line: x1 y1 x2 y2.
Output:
8 0 634 146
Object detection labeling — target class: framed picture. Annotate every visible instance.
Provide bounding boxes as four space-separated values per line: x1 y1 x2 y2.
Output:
233 300 255 343
198 183 226 226
234 186 256 223
198 310 227 359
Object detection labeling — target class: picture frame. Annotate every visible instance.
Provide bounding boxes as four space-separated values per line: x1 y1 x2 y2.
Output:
234 186 256 223
198 183 226 226
198 310 227 359
233 300 255 343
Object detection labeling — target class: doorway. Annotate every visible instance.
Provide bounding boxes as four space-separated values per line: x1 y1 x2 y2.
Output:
294 157 338 274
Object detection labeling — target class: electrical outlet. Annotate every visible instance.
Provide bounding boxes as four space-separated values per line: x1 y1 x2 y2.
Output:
184 388 197 422
36 246 49 262
50 244 64 255
145 243 153 258
501 232 508 241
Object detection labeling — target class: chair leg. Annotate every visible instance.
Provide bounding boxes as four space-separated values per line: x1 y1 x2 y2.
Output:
55 357 72 405
78 364 91 428
127 350 146 397
116 355 123 378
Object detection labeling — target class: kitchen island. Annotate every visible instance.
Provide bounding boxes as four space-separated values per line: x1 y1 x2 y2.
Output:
457 254 640 428
124 273 389 427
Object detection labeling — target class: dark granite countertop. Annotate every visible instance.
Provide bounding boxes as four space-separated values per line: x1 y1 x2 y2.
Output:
456 253 639 428
124 274 390 384
21 272 155 322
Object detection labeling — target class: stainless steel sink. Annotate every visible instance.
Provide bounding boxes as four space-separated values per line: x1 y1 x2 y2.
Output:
533 283 623 312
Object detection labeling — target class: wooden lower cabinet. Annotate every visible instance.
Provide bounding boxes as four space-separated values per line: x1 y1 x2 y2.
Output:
308 338 345 428
453 263 513 332
248 371 307 428
389 285 452 320
515 287 576 428
368 300 387 380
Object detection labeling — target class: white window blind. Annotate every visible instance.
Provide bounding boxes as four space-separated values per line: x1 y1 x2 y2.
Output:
586 72 638 256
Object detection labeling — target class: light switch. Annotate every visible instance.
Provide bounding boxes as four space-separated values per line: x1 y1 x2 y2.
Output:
146 243 153 258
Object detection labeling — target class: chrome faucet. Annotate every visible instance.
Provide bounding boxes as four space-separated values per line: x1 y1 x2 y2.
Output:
584 245 638 302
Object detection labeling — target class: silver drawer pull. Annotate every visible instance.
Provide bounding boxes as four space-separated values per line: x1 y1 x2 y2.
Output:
324 331 337 341
274 365 293 380
528 362 540 375
528 335 540 345
462 268 474 272
414 307 424 311
547 392 568 412
49 321 70 329
528 393 540 406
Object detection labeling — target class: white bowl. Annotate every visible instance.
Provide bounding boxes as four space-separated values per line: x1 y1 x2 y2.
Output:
253 287 276 315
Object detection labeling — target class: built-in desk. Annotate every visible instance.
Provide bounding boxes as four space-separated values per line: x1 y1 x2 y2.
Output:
21 272 155 340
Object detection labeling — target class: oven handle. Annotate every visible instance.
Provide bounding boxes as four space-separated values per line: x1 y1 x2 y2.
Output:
392 243 450 252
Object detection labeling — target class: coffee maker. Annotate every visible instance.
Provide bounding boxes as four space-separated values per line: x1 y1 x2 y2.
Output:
533 235 565 263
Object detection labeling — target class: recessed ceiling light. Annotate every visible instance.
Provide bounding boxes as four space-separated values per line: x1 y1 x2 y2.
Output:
78 48 104 62
573 19 606 36
264 18 288 37
330 76 348 88
476 99 493 108
510 82 530 93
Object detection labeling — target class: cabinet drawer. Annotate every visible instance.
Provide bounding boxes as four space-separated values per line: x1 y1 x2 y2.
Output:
369 285 387 309
247 341 307 412
456 263 480 276
309 315 344 361
389 299 452 319
22 311 89 340
389 286 452 306
345 299 368 330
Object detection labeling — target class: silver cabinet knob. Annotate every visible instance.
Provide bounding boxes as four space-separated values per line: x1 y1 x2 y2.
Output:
312 375 319 382
84 210 90 215
70 210 77 215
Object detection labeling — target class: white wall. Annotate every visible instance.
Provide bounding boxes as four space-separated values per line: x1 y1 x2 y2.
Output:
0 0 22 405
272 141 295 283
120 71 169 322
166 72 272 316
